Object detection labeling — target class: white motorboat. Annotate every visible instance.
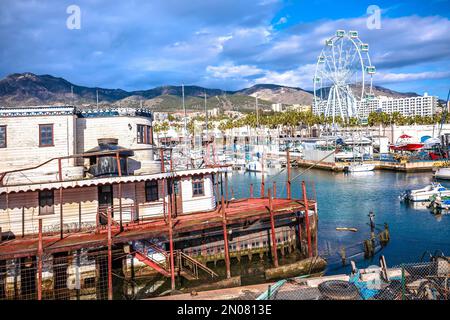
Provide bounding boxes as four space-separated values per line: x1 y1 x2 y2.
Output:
401 182 450 202
345 163 375 172
435 167 450 180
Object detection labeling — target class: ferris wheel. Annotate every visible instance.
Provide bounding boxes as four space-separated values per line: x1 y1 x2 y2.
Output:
313 30 375 123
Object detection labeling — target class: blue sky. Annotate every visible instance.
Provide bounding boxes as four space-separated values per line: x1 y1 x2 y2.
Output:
0 0 449 98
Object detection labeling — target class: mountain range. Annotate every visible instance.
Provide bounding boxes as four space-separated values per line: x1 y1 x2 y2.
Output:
0 72 424 112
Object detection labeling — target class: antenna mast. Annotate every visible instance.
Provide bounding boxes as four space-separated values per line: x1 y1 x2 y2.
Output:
182 84 188 168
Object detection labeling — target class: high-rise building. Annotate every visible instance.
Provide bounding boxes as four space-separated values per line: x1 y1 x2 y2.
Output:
313 93 438 118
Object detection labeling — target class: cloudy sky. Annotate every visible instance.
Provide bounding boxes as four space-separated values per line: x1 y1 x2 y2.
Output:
0 0 449 98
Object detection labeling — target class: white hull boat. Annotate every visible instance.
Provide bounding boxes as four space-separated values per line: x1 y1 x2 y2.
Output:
401 182 450 202
435 167 450 180
345 163 375 172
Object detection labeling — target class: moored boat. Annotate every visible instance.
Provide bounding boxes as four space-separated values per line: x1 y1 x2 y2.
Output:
401 182 450 202
345 163 375 172
434 167 450 180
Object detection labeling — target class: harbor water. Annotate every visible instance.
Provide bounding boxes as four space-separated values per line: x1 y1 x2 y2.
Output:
228 168 450 274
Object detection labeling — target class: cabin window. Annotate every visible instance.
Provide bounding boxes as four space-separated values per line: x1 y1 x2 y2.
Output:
39 124 54 147
146 125 153 145
145 180 159 202
137 124 153 144
137 125 145 144
192 176 204 197
39 190 54 215
0 126 6 148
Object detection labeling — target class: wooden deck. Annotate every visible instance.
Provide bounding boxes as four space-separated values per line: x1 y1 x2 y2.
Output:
0 197 315 259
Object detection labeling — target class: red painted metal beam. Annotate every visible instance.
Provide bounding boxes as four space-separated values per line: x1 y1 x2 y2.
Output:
221 196 231 279
58 158 63 239
287 149 291 199
107 208 113 300
168 190 176 291
134 251 171 277
37 219 43 300
261 155 265 198
268 189 278 268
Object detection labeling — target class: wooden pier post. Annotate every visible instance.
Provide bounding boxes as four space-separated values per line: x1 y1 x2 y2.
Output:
268 189 279 268
221 196 231 279
286 149 291 199
107 208 113 300
168 190 176 291
37 219 43 300
302 181 312 258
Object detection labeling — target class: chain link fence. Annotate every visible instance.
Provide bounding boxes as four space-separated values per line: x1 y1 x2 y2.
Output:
258 256 450 300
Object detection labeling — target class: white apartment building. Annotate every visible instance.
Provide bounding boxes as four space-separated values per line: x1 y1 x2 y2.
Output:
313 93 438 118
271 103 283 112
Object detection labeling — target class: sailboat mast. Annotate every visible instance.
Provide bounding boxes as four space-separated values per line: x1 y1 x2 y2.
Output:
96 89 99 108
205 91 208 140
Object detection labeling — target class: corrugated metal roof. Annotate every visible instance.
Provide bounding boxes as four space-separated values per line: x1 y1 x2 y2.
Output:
0 167 225 194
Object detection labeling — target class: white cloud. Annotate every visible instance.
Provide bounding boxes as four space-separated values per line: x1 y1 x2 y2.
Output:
376 71 450 84
206 63 263 79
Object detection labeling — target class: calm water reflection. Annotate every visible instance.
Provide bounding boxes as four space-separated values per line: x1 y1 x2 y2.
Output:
228 169 450 274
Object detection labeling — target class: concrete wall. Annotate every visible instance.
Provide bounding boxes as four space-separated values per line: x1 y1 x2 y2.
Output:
0 114 77 173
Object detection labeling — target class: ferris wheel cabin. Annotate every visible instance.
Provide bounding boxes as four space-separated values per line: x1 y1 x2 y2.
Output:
366 66 376 75
349 31 359 38
325 39 333 46
336 30 346 37
361 43 369 52
318 56 325 64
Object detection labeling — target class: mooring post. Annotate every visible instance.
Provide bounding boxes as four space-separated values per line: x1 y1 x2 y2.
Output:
286 149 291 199
260 155 265 198
250 184 254 198
107 208 113 300
221 196 231 279
302 181 312 258
168 190 176 291
37 219 43 300
58 158 63 239
268 189 279 268
369 211 375 248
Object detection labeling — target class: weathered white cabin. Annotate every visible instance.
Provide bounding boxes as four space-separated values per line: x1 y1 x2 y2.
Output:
0 106 219 237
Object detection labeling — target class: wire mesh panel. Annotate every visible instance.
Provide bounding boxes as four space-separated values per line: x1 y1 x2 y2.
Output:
260 257 450 300
0 249 121 300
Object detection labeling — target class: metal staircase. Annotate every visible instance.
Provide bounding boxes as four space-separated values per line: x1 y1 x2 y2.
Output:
131 240 218 280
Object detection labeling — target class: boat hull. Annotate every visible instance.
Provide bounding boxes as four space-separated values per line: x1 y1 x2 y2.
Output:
435 168 450 180
346 164 375 172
